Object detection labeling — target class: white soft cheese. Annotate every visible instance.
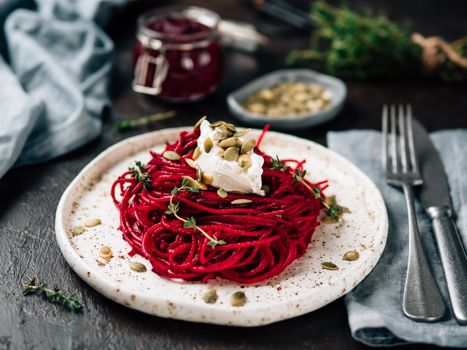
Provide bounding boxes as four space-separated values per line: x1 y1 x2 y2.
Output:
195 120 264 195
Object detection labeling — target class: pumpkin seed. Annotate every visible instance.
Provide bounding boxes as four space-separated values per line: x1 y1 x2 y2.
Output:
230 291 247 307
194 115 207 129
196 181 207 190
343 251 360 261
237 154 251 168
234 129 251 137
202 288 218 304
129 262 147 272
85 217 101 227
224 123 237 133
321 262 339 270
223 147 239 161
182 176 201 190
99 245 112 260
196 167 202 182
71 226 86 237
202 173 214 185
217 189 228 198
217 125 233 137
240 139 256 154
204 138 213 153
213 132 228 141
231 198 252 205
185 158 196 168
217 150 225 157
193 146 201 160
163 151 180 161
209 121 225 128
219 137 238 148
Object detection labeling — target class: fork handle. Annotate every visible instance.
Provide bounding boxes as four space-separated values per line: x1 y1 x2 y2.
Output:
402 184 446 322
428 206 467 325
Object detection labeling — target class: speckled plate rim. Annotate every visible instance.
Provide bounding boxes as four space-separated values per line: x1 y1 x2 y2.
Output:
55 127 388 327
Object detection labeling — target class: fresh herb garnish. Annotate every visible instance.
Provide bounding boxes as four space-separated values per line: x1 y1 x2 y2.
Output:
129 161 151 189
22 278 83 312
293 168 307 182
116 111 176 131
270 156 287 172
166 177 226 248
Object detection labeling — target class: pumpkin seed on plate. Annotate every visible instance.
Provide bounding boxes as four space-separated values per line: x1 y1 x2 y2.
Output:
219 137 238 148
343 251 360 261
129 262 147 272
71 226 86 237
202 288 218 304
185 158 196 168
99 245 112 260
194 115 207 129
217 189 228 198
223 147 239 161
85 217 101 227
204 138 213 153
230 291 247 307
321 262 339 270
231 198 252 205
234 129 251 137
163 151 180 161
237 154 251 168
240 139 256 154
193 147 201 160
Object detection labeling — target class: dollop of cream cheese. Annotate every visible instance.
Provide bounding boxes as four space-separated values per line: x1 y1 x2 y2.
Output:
195 120 264 195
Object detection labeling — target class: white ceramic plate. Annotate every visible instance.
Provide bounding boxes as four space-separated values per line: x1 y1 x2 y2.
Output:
55 127 387 327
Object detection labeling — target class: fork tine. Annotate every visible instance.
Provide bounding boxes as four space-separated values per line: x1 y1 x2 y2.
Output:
382 104 389 170
390 105 398 173
398 104 409 173
406 104 419 175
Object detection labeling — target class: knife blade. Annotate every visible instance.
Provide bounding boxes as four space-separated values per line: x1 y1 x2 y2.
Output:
413 119 467 325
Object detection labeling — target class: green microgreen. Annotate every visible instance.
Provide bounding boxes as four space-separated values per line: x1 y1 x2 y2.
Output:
129 161 151 189
270 155 287 172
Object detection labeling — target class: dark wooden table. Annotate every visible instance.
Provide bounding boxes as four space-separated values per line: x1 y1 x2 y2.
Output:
1 1 467 349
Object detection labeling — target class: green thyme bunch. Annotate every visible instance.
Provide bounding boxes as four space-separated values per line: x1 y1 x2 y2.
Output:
287 1 467 81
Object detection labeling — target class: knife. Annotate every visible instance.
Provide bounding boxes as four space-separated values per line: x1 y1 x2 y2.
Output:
413 119 467 325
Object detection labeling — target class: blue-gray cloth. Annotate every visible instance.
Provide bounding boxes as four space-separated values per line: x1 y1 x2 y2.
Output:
328 130 467 347
0 0 126 179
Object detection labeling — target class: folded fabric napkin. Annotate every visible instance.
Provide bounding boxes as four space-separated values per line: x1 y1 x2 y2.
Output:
328 130 467 347
0 0 118 179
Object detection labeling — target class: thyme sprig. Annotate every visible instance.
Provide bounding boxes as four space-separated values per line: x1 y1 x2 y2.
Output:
116 111 176 131
129 161 151 189
270 156 287 172
166 177 227 248
22 278 83 312
271 155 347 222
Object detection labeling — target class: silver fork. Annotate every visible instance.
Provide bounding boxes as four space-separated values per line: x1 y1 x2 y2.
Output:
382 104 446 322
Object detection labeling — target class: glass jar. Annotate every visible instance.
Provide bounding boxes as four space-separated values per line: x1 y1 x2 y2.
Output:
133 6 223 102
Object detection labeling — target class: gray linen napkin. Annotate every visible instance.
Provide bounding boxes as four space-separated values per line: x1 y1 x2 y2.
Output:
327 130 467 347
0 0 118 179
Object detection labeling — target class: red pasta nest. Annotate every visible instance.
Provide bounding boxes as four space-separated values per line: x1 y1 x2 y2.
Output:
111 125 327 283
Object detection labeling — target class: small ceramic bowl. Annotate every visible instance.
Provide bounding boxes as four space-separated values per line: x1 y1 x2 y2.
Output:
227 69 347 130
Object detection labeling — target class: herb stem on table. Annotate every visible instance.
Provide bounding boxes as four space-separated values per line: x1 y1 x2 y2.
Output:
22 278 83 312
116 111 176 131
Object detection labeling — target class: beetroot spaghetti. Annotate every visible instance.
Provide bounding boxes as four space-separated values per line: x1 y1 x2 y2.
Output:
111 121 337 283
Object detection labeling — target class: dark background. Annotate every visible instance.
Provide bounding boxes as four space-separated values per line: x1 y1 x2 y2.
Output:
1 0 467 349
